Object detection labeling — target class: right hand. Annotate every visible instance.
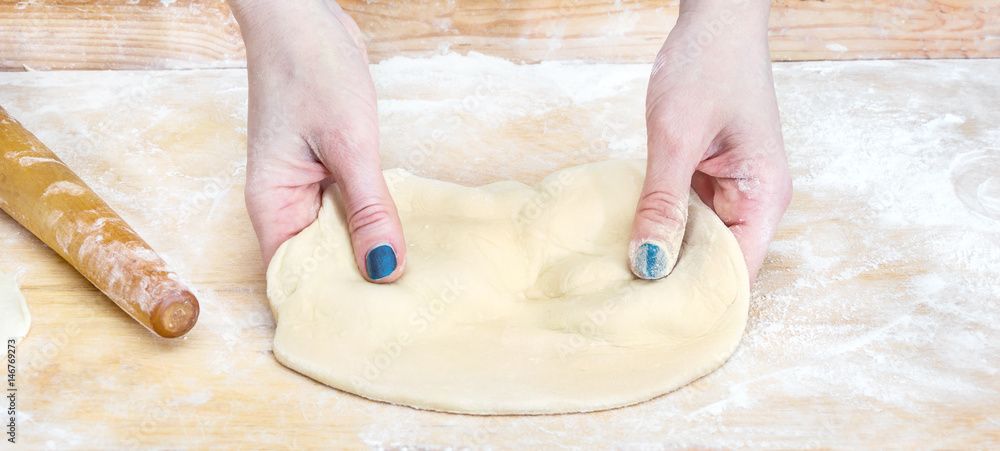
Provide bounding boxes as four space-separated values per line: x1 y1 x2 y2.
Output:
629 1 792 287
231 0 406 282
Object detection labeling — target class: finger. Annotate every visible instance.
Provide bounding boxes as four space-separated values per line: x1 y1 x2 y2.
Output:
696 160 792 286
630 128 708 280
723 176 792 287
326 152 407 283
245 158 328 267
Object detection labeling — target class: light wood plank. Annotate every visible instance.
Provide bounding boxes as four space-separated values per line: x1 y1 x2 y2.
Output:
0 0 998 71
0 0 246 70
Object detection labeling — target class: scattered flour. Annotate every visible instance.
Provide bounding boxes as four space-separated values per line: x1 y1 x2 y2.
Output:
0 54 996 449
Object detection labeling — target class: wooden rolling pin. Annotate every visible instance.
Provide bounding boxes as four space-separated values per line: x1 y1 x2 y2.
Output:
0 105 198 338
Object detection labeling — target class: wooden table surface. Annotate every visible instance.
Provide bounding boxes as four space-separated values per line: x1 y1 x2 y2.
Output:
1 56 998 449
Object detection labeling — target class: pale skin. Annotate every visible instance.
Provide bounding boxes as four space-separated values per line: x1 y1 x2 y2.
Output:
228 0 792 287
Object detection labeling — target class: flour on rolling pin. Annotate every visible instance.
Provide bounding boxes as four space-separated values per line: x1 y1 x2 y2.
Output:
0 105 199 338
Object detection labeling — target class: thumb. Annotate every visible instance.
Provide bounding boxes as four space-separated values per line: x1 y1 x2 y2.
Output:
629 133 704 280
329 157 407 283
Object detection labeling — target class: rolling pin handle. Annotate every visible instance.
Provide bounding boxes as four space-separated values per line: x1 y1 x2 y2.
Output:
151 290 200 338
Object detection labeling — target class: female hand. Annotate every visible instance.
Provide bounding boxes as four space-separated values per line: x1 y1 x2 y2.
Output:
231 0 405 282
629 0 792 286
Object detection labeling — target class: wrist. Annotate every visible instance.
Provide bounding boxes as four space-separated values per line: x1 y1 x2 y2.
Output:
229 0 367 70
677 0 771 36
228 0 345 46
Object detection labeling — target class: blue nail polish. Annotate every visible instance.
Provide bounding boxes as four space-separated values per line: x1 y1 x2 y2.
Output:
634 242 667 280
366 244 397 280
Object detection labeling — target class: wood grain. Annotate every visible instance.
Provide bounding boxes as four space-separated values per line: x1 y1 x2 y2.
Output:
0 105 199 338
0 59 997 448
0 0 246 71
0 0 997 71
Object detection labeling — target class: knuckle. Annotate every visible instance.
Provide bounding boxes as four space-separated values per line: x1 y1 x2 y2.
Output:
347 201 394 235
647 113 703 155
635 189 688 230
312 117 378 165
316 124 357 156
647 106 681 133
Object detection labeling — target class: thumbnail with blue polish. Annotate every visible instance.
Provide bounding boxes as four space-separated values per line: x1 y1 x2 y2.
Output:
366 244 397 280
635 242 667 279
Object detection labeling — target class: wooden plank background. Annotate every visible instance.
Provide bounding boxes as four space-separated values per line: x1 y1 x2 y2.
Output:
0 0 997 71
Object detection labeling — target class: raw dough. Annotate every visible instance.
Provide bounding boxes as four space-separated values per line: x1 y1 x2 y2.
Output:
0 272 31 342
266 159 749 414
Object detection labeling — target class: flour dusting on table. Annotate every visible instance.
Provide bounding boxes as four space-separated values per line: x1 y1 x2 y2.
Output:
0 55 996 449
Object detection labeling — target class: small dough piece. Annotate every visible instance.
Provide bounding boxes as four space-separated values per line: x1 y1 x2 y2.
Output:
267 159 748 414
0 272 31 342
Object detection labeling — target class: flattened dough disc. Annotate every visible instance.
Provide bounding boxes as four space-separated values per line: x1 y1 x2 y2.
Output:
1 272 31 342
267 159 749 414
